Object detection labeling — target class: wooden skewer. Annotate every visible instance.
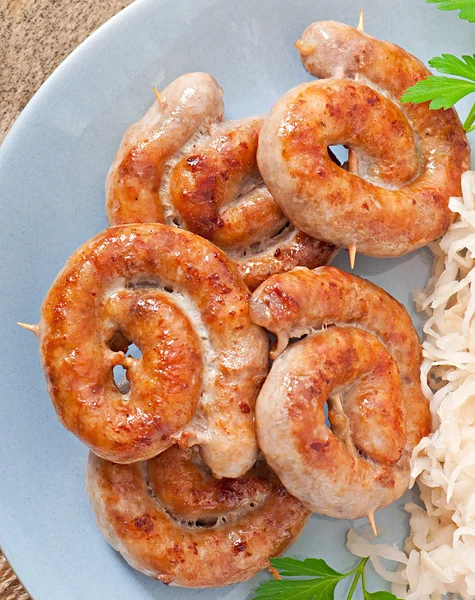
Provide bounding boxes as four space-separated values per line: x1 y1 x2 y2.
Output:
268 565 283 580
348 244 357 269
331 394 344 416
367 512 378 536
357 8 364 32
330 393 376 532
346 10 364 270
329 394 347 439
121 355 137 370
152 86 166 108
17 322 40 336
328 394 358 456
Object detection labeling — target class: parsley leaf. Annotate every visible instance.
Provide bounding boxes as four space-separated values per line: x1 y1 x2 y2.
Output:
254 577 340 600
255 557 345 599
253 556 402 600
401 1 475 131
401 76 475 109
269 557 344 578
425 0 475 23
429 54 475 81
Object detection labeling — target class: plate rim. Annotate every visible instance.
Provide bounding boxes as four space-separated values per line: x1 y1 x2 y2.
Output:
0 1 471 597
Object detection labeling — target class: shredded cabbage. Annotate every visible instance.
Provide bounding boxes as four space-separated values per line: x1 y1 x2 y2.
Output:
347 172 475 599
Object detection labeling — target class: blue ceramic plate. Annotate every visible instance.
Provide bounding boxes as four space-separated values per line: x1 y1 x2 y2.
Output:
0 0 473 598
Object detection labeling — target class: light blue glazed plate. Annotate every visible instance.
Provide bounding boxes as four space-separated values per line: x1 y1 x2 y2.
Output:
0 0 473 598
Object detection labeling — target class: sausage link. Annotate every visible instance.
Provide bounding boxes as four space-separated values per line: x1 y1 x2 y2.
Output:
87 446 310 587
257 22 470 257
39 224 269 477
250 266 430 518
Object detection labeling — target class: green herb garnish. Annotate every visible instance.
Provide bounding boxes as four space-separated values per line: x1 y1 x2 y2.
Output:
401 0 475 132
253 556 401 600
426 0 475 22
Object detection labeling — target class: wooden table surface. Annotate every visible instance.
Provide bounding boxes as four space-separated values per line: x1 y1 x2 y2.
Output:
0 1 134 596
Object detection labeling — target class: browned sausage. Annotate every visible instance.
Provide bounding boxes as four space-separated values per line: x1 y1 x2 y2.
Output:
250 266 430 519
257 22 470 257
87 446 310 587
38 224 269 477
106 73 336 289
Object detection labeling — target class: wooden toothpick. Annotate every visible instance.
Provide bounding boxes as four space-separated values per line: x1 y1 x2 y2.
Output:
268 565 283 580
367 512 378 536
152 86 166 109
357 8 364 31
328 394 358 456
17 322 40 336
348 244 357 269
347 10 364 270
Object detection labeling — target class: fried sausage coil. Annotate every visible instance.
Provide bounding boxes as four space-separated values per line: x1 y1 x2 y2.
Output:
38 224 268 477
106 72 335 289
87 446 310 587
257 22 470 257
249 266 430 519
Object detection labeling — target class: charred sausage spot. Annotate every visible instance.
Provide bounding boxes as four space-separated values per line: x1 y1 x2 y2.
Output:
133 514 154 534
310 440 330 452
233 539 248 553
239 402 251 414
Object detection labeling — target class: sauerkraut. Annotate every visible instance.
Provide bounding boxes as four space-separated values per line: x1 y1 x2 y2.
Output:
347 171 475 600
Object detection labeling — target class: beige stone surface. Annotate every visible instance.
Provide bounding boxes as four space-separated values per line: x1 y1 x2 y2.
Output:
0 1 134 596
0 0 134 143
